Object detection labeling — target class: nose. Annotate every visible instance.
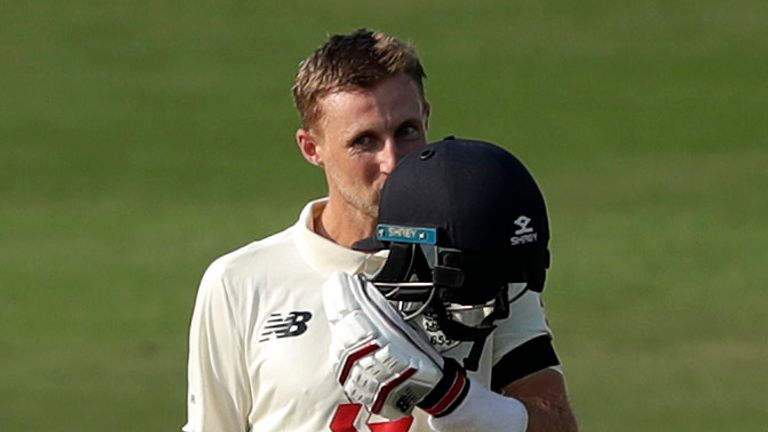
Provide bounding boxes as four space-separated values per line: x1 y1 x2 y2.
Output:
379 139 402 175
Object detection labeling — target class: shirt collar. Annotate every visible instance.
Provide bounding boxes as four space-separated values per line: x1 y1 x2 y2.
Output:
292 198 388 277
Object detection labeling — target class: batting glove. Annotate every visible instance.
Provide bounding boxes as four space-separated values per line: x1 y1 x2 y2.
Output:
322 271 470 420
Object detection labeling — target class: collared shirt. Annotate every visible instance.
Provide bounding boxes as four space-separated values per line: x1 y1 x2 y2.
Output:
183 198 553 432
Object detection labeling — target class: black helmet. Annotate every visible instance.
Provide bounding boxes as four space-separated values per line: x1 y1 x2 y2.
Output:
354 137 551 370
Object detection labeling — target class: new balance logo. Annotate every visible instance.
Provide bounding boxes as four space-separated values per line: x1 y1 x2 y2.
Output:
511 215 537 246
259 311 312 342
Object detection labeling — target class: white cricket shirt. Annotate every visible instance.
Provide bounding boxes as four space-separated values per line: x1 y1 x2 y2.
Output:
183 199 553 432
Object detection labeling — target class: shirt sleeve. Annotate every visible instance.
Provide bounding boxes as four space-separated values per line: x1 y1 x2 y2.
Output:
490 286 555 365
183 260 251 432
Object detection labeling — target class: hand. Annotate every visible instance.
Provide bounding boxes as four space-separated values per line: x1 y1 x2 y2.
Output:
322 271 470 420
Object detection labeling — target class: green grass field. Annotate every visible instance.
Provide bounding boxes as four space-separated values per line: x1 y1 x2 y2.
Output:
2 1 767 430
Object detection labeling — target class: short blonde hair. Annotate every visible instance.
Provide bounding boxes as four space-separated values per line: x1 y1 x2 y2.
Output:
292 28 427 129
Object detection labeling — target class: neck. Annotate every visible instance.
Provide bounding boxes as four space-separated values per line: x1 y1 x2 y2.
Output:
316 200 376 249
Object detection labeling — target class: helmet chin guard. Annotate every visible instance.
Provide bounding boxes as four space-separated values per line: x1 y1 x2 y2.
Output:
371 241 516 371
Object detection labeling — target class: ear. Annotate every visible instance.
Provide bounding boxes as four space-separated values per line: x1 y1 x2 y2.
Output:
423 100 431 131
296 128 324 167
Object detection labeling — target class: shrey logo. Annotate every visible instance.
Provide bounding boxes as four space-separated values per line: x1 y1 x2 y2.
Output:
259 311 312 342
376 224 437 245
511 215 537 246
513 215 534 235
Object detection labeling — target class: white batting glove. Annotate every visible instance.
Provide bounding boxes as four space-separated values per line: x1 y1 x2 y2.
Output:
322 271 470 420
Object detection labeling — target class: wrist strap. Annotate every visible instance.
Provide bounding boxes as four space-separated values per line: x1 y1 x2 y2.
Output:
428 376 529 432
417 358 470 417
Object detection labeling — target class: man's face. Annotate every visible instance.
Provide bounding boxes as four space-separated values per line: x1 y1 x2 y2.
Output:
307 74 429 219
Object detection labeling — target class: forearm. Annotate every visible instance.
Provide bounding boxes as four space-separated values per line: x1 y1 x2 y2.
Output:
515 394 578 432
502 368 578 432
427 377 578 432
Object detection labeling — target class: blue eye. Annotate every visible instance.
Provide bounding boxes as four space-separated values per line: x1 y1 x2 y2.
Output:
396 124 419 140
353 135 372 147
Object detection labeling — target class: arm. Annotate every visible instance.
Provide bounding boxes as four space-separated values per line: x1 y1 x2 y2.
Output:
428 366 578 432
321 272 577 431
502 367 578 432
487 286 579 431
321 272 561 432
183 261 250 432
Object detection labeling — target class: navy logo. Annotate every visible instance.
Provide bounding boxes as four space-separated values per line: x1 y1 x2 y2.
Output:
259 311 313 341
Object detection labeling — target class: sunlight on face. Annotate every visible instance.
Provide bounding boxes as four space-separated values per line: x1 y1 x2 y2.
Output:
313 74 430 219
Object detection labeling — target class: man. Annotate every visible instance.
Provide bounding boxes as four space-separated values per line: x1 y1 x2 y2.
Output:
184 28 577 431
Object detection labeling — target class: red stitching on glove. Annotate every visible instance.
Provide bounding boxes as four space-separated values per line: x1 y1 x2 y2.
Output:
339 342 381 385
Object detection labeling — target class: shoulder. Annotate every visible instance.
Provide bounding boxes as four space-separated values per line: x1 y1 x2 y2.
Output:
202 198 326 282
191 226 303 330
202 226 298 286
494 284 552 338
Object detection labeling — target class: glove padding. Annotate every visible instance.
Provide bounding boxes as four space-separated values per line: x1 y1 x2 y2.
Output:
322 271 470 420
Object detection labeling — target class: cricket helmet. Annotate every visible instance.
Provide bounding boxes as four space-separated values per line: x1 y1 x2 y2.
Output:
354 137 551 370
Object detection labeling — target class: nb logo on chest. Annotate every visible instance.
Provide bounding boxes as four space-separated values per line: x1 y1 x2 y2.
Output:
259 311 312 342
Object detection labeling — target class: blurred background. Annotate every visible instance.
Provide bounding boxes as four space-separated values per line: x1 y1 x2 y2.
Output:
1 1 766 430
